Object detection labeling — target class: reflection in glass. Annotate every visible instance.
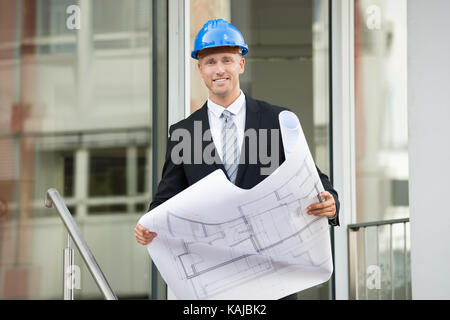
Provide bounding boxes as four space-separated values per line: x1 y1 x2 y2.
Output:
0 0 155 299
354 0 409 223
353 0 410 300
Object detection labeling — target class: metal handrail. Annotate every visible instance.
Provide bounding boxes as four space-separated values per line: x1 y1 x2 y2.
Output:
347 217 410 300
45 188 117 300
348 218 409 231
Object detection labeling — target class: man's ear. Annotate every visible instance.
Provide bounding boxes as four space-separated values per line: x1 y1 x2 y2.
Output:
197 61 207 82
239 57 245 75
197 61 203 77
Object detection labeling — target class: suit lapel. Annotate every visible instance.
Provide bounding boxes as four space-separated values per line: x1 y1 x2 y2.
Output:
235 95 261 187
196 102 227 176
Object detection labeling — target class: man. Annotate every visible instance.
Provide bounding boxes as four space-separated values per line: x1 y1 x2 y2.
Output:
135 19 340 299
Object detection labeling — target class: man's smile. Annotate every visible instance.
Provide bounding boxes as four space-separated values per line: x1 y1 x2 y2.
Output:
213 77 230 83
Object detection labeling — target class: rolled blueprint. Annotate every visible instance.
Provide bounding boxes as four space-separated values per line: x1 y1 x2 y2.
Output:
138 111 332 300
279 110 302 159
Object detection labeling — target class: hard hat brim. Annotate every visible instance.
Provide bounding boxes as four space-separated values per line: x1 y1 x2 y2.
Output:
192 45 248 60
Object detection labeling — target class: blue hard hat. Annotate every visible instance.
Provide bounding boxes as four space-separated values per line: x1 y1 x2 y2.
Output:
191 19 249 60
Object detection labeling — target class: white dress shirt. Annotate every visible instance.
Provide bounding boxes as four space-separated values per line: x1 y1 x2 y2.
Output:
207 90 246 162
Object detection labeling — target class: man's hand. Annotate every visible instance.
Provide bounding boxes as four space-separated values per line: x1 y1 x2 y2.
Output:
307 191 336 219
134 223 157 245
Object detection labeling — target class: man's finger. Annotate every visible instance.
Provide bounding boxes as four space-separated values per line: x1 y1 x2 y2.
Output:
307 206 335 215
134 228 148 237
135 233 156 244
136 237 155 243
313 210 335 216
308 199 334 211
135 230 156 239
136 238 151 245
136 223 153 232
134 231 152 240
135 234 148 242
308 209 333 215
135 224 156 235
310 210 335 217
136 224 149 232
319 192 333 201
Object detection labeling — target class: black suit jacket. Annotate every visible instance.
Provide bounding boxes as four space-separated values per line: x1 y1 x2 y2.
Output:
149 95 340 226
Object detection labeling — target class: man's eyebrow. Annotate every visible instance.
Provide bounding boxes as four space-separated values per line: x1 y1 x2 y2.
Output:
201 54 236 62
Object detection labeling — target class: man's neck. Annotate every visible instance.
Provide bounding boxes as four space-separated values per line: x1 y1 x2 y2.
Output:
209 89 241 108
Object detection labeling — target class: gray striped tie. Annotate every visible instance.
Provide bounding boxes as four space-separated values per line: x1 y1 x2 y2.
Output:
221 110 239 184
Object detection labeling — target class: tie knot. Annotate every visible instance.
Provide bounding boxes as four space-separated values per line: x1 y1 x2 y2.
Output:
222 109 233 120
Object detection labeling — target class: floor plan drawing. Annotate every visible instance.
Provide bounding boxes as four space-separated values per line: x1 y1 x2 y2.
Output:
156 158 330 299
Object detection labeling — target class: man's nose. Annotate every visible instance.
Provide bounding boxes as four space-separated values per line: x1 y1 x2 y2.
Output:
215 62 225 74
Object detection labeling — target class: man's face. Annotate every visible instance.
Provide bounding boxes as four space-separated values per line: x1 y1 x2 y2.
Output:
197 47 245 99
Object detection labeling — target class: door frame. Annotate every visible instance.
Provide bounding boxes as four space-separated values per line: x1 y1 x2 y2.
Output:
166 0 357 301
331 0 356 300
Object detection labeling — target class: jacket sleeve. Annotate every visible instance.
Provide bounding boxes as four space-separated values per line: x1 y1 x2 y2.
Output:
316 166 340 227
148 125 189 211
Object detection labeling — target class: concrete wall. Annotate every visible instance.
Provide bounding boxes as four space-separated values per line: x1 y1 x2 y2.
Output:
408 0 450 299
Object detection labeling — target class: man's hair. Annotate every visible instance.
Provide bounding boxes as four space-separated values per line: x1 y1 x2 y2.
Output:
197 46 243 60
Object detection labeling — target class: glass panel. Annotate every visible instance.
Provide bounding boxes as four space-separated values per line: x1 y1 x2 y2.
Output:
377 224 392 299
351 222 411 300
352 0 411 301
392 222 411 299
190 0 332 299
354 0 409 223
0 0 161 299
355 228 365 299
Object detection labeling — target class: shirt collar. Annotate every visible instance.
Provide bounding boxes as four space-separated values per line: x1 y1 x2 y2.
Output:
207 90 245 118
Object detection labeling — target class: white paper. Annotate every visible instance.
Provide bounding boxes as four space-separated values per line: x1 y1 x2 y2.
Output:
279 110 302 159
138 111 332 300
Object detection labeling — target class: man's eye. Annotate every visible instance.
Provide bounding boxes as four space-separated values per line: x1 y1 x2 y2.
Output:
207 61 215 64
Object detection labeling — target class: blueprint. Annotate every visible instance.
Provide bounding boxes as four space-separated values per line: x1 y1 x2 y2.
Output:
138 111 333 299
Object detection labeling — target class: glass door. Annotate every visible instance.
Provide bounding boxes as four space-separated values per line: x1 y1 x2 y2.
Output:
0 0 167 299
350 0 410 300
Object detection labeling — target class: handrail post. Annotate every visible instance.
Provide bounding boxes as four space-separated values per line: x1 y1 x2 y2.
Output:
63 233 75 300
